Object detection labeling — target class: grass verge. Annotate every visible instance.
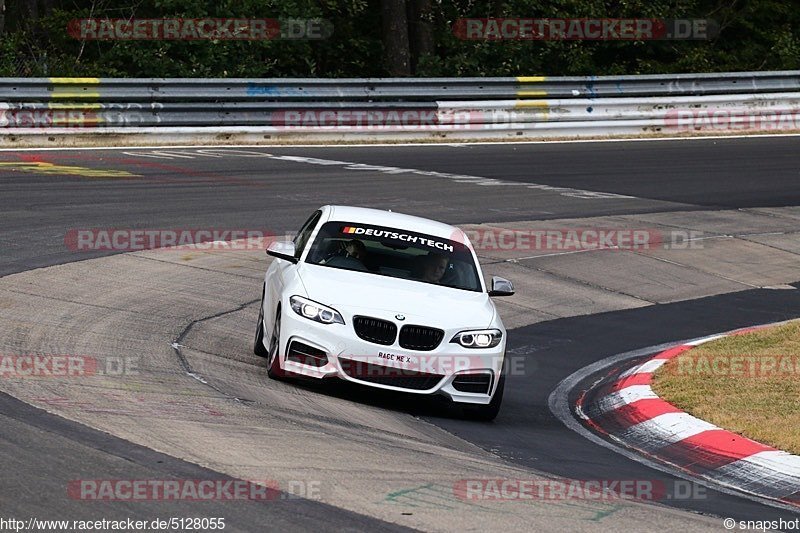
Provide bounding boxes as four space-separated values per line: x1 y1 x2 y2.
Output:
652 321 800 455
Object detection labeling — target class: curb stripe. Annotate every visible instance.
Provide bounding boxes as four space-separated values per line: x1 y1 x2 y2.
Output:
616 413 719 450
744 451 800 477
651 344 693 359
685 334 727 346
579 329 800 507
590 385 657 417
619 358 667 377
657 430 777 474
589 399 682 435
706 452 800 498
682 430 777 458
610 372 653 390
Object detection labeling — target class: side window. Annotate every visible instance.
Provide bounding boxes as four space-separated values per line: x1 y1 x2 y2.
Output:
293 210 322 258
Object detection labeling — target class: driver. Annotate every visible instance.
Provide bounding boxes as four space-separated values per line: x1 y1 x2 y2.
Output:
343 239 366 261
419 253 449 283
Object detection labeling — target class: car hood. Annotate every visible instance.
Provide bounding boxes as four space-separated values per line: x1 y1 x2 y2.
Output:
298 264 495 329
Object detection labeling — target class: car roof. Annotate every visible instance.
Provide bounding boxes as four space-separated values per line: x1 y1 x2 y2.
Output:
324 205 465 242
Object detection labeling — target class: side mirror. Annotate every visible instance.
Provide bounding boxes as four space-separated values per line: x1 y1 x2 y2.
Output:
488 276 514 297
267 241 298 263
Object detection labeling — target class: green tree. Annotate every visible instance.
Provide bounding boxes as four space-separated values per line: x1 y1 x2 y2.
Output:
1 0 799 77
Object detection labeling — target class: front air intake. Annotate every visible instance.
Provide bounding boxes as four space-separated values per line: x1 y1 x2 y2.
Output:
340 359 444 391
452 372 493 394
287 341 328 367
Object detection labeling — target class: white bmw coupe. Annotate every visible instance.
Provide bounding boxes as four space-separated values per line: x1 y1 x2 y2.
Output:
255 205 514 420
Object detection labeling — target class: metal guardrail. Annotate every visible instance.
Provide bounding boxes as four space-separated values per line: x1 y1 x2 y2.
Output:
2 72 800 101
1 72 799 144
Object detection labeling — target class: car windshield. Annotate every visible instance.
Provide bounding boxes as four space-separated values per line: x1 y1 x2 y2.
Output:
305 222 482 292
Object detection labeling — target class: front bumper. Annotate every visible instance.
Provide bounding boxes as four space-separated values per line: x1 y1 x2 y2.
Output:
277 306 505 405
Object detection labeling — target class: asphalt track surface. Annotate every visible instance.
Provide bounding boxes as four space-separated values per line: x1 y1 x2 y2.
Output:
1 135 799 528
429 284 800 522
3 136 800 277
0 393 408 531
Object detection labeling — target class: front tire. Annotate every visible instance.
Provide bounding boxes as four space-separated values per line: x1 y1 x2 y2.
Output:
266 308 285 380
253 286 269 358
463 375 505 421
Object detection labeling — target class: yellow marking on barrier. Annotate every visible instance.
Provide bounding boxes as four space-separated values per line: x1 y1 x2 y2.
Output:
49 78 101 99
516 76 547 82
516 91 548 97
514 100 549 109
47 102 102 110
0 162 138 179
50 117 104 126
513 99 549 121
50 89 101 99
48 77 101 84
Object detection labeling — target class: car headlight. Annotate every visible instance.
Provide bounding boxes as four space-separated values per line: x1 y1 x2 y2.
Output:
290 296 345 325
450 329 502 348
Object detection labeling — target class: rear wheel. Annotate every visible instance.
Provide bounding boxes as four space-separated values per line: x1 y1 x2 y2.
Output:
266 308 285 380
463 375 505 421
253 285 269 358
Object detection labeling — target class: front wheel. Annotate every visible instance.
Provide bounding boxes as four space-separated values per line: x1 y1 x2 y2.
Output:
253 287 269 358
463 375 505 421
266 308 285 380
